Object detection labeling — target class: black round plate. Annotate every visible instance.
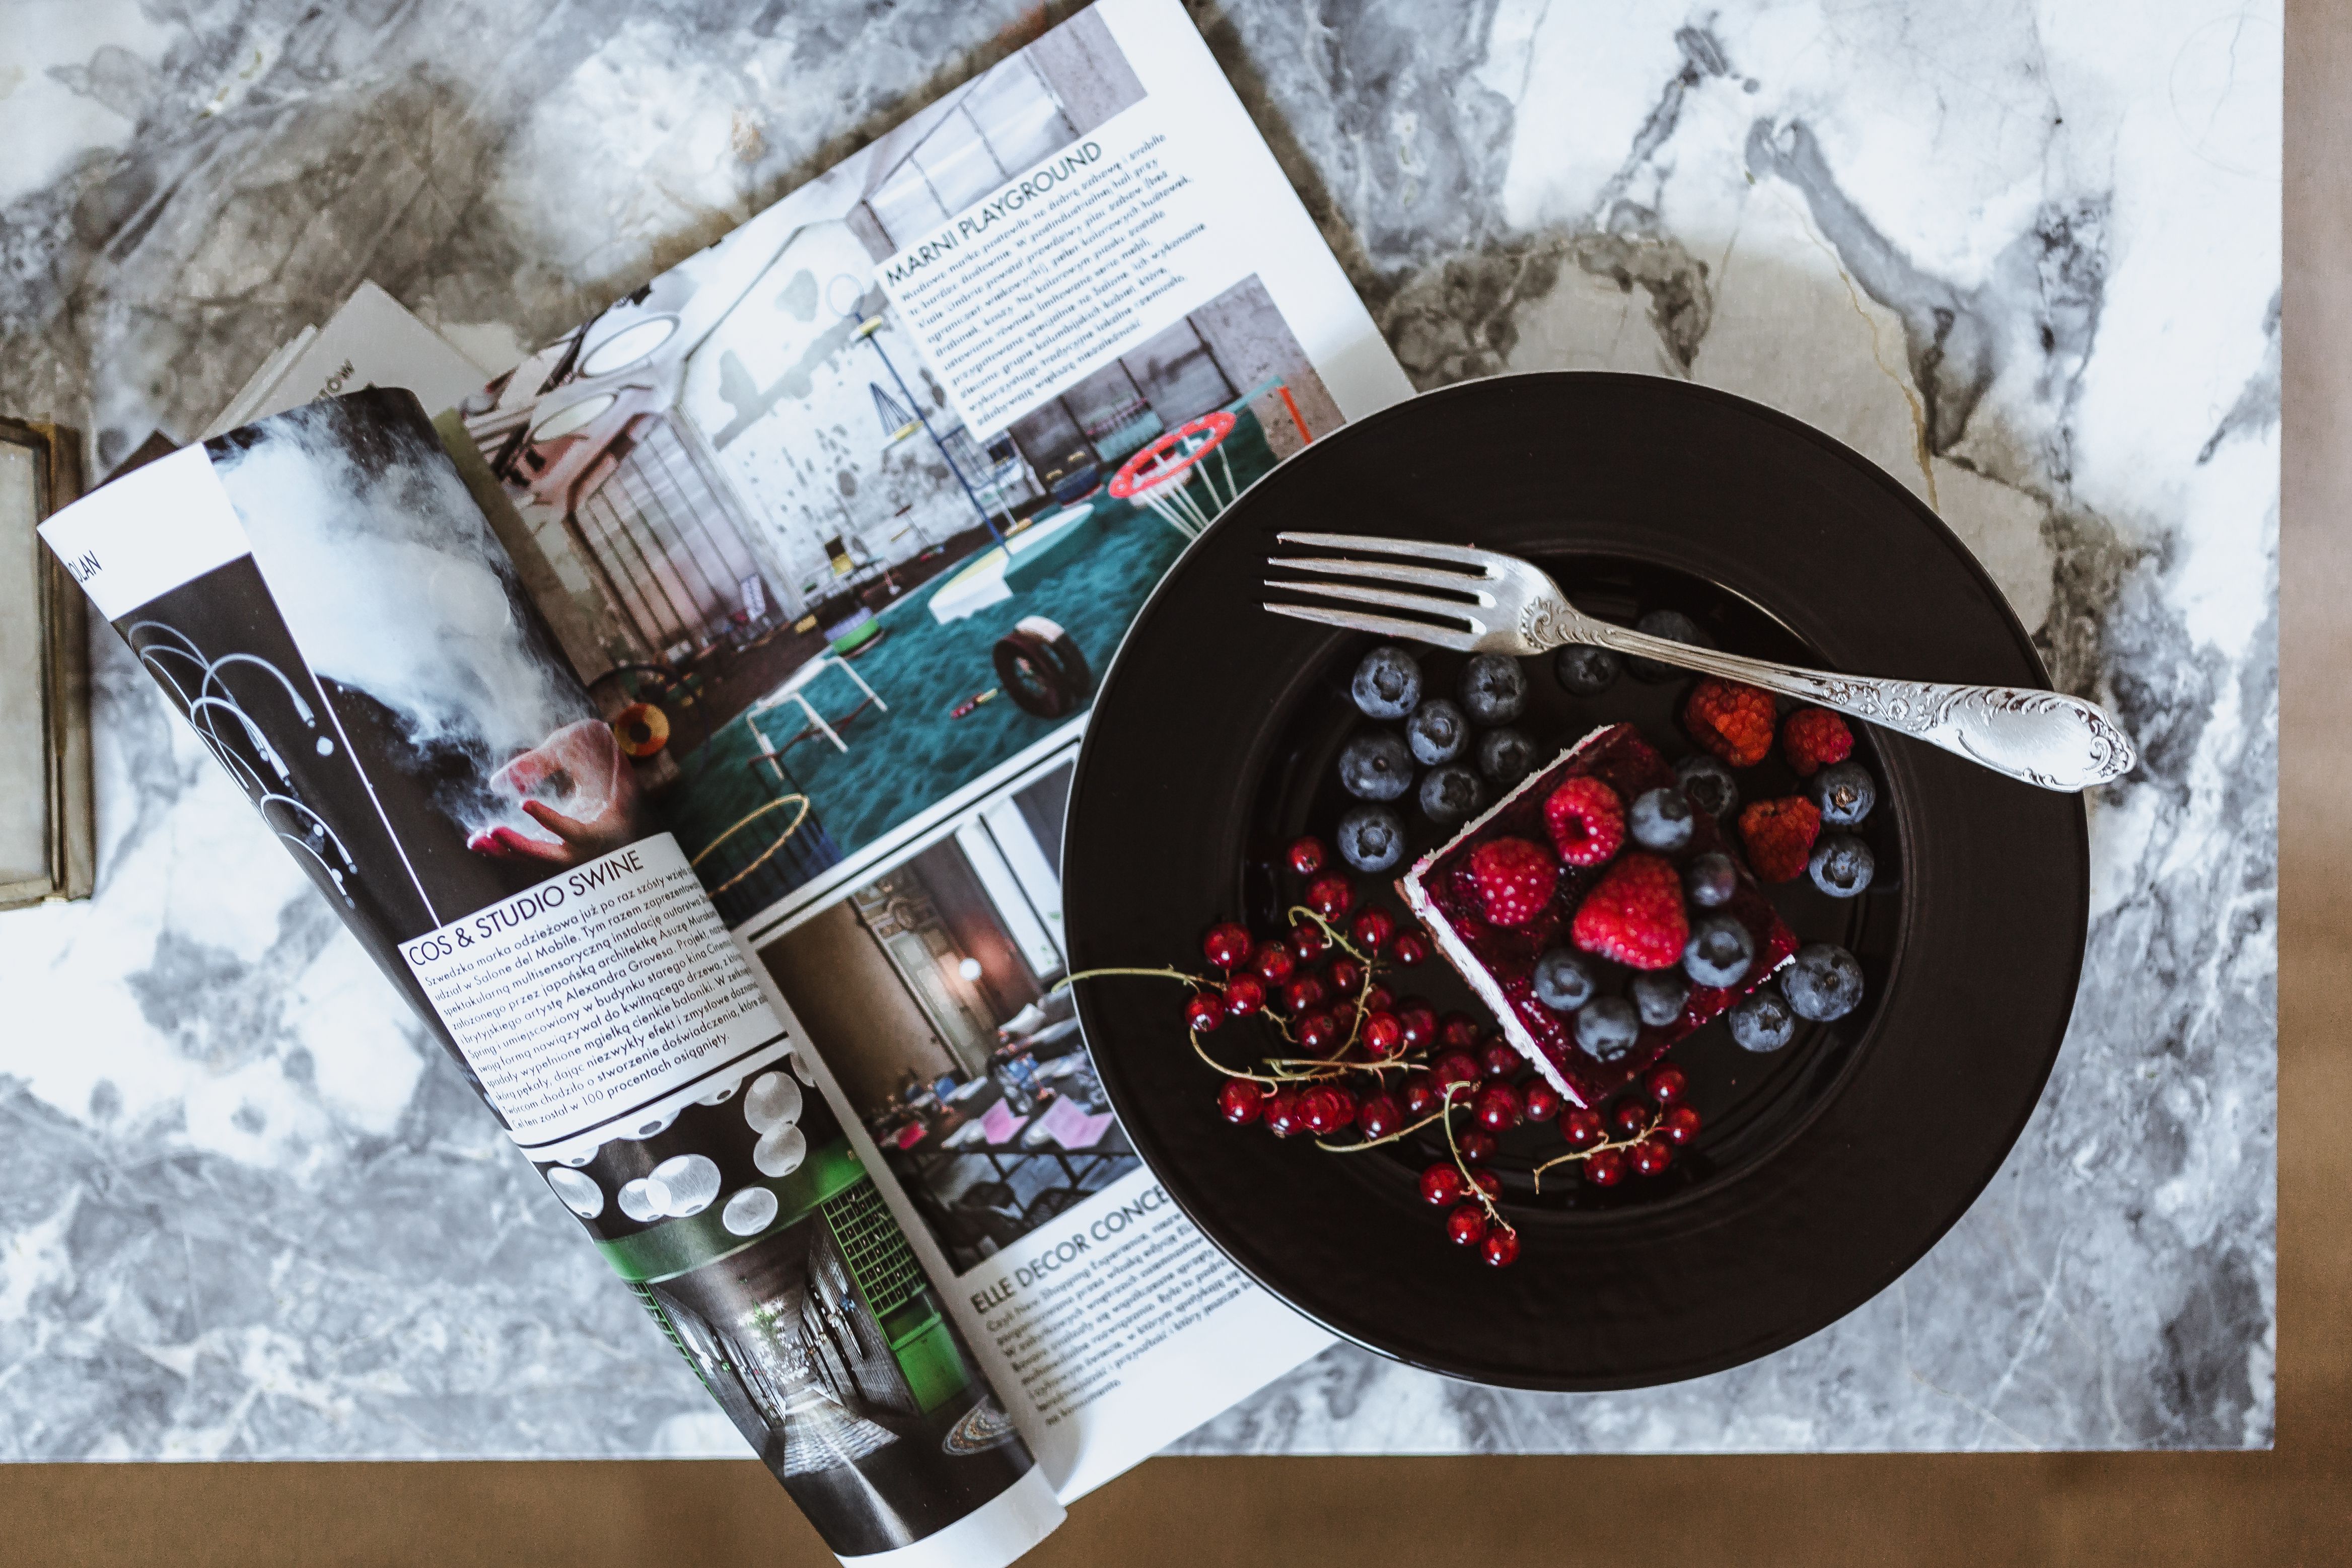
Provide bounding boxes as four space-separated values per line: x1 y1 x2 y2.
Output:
1063 372 2088 1390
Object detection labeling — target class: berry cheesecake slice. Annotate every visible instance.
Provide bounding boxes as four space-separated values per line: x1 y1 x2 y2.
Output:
1399 722 1796 1106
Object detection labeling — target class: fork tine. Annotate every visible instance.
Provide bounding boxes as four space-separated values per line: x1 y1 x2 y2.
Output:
1267 554 1490 596
1275 531 1503 572
1264 578 1491 627
1260 601 1481 653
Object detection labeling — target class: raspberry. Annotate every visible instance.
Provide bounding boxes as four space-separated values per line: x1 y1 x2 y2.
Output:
1569 852 1689 970
1739 796 1822 883
1684 678 1777 768
1543 776 1626 867
1467 836 1559 927
1781 708 1854 777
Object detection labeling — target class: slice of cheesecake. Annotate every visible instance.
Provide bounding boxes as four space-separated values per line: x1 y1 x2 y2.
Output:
1399 722 1795 1107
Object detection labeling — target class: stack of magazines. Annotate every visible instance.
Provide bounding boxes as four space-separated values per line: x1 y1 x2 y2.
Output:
42 1 1414 1561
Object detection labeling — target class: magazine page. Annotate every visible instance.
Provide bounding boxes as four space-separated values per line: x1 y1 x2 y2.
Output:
39 390 1063 1568
203 281 496 439
440 0 1411 1500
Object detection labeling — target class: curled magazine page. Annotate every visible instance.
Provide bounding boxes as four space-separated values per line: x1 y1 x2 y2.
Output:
39 389 1062 1568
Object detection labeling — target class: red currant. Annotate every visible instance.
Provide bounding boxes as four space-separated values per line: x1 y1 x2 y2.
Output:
1660 1104 1702 1145
1415 1165 1465 1209
1431 1050 1480 1090
1469 1168 1502 1200
1474 1083 1524 1133
1481 1226 1521 1268
1457 1129 1498 1165
1305 874 1355 919
1349 906 1397 954
1262 1088 1303 1137
1401 1075 1442 1118
1396 1000 1439 1051
1478 1039 1521 1080
1302 1085 1358 1136
1203 922 1253 970
1185 991 1226 1033
1217 1079 1267 1125
1584 1147 1626 1186
1645 1064 1688 1106
1325 1003 1359 1040
1391 931 1432 967
1358 1091 1403 1139
1326 957 1365 994
1222 974 1267 1017
1523 1082 1562 1123
1282 974 1328 1015
1251 940 1296 986
1611 1098 1653 1138
1630 1138 1674 1177
1362 983 1394 1014
1561 1107 1605 1149
1295 1011 1340 1053
1287 835 1327 876
1445 1203 1489 1247
1440 1013 1481 1051
1288 919 1329 963
1361 1010 1404 1056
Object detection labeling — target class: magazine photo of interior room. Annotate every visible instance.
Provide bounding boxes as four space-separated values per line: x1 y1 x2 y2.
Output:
445 6 1342 930
757 758 1138 1278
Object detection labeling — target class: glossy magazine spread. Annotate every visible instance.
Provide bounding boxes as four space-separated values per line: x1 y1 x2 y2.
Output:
43 1 1411 1562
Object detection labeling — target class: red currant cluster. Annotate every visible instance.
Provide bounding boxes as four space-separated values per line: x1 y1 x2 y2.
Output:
1528 1062 1702 1189
1066 837 1708 1272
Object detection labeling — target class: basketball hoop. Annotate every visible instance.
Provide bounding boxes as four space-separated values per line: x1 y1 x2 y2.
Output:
1109 411 1240 538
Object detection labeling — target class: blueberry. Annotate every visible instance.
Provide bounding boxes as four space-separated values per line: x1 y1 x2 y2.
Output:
1457 653 1528 724
1727 985 1797 1052
1403 698 1467 764
1628 786 1694 852
1783 943 1865 1021
1683 851 1738 909
1418 763 1485 826
1812 762 1877 827
1337 730 1413 801
1336 805 1406 873
1808 833 1876 898
1554 644 1622 695
1350 645 1423 720
1475 727 1539 788
1574 995 1642 1062
1533 948 1601 1011
1627 609 1714 681
1631 969 1690 1028
1675 754 1739 820
1682 912 1755 987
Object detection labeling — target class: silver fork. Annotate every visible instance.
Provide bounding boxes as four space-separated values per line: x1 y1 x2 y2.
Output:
1264 531 2136 793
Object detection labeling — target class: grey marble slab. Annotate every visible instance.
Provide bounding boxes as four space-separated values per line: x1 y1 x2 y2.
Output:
0 0 2276 1459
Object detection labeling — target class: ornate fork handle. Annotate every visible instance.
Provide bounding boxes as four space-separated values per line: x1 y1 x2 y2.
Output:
1571 619 2137 793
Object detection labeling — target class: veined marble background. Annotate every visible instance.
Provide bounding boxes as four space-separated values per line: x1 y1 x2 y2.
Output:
0 0 2276 1459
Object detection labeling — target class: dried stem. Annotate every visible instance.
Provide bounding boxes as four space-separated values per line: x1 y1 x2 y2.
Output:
1530 1107 1661 1192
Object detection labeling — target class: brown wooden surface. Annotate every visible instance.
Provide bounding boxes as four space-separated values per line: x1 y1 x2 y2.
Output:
9 3 2344 1561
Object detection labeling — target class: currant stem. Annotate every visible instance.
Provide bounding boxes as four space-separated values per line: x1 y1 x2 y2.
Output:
1530 1107 1663 1192
1055 965 1209 991
1311 1103 1457 1153
1439 1081 1513 1236
1187 1030 1285 1085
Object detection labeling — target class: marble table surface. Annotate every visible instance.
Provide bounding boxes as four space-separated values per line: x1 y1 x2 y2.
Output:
0 0 2277 1459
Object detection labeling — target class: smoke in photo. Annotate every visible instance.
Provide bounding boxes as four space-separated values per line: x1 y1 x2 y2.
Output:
208 395 594 846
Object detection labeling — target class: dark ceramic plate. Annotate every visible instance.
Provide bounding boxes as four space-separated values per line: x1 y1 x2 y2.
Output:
1063 372 2088 1390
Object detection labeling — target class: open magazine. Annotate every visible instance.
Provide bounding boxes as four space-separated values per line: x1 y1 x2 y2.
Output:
45 2 1413 1562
